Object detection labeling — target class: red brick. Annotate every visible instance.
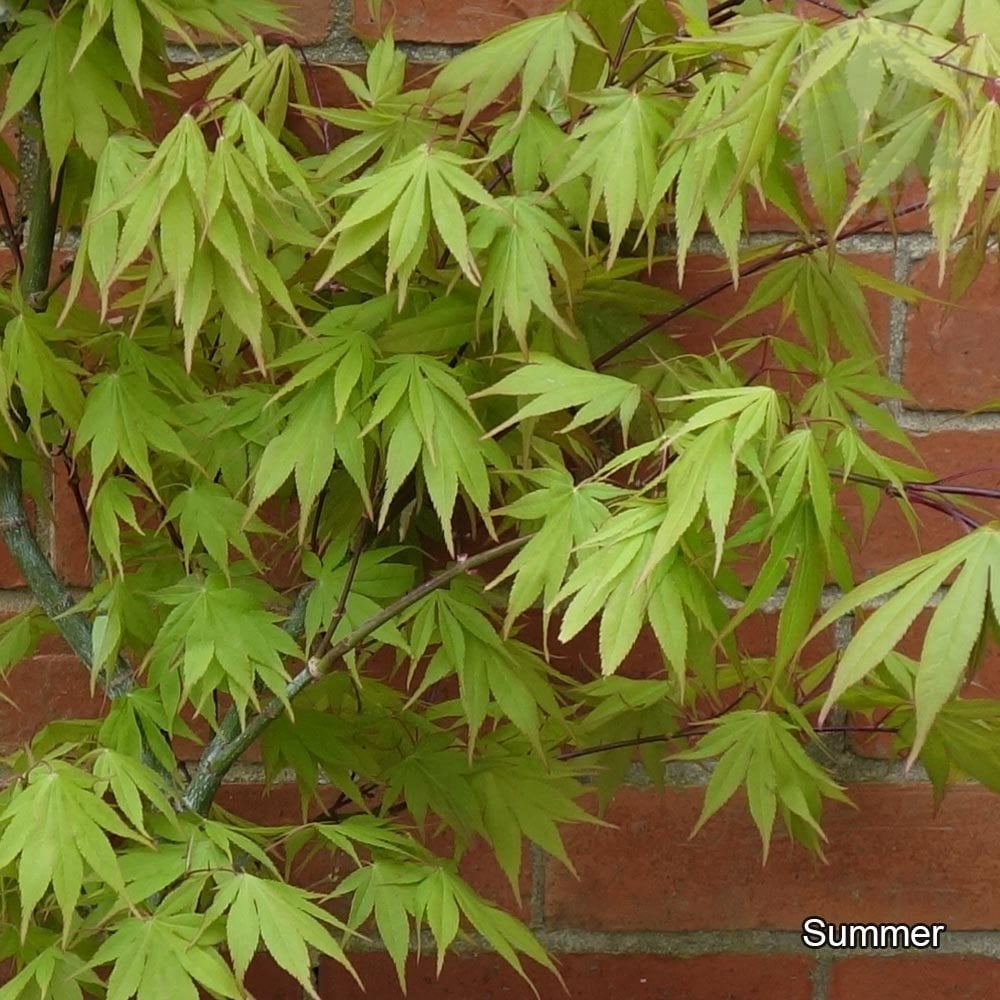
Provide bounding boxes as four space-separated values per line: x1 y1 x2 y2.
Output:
320 951 814 1000
52 461 91 587
198 953 304 1000
0 528 27 588
214 780 313 825
904 253 1000 411
0 654 104 751
838 430 1000 579
353 0 559 42
546 784 1000 931
829 956 1000 1000
737 611 835 667
275 0 337 44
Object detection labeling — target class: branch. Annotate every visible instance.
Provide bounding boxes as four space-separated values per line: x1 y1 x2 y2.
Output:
180 536 530 814
558 722 900 762
314 518 370 659
20 102 58 303
0 460 131 696
0 185 22 274
593 197 934 371
0 101 136 702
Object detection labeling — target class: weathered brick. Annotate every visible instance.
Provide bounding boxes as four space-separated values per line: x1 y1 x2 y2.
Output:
546 784 1000 931
320 951 815 999
353 0 560 43
275 0 337 44
51 461 91 587
829 956 1000 1000
904 253 1000 411
0 653 104 751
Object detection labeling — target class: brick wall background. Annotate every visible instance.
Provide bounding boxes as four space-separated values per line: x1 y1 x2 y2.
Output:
5 2 1000 998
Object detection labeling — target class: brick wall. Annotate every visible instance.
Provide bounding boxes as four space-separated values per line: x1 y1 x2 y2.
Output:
5 2 1000 998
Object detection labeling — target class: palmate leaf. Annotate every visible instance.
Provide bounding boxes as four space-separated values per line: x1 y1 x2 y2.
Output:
363 355 503 548
714 25 801 205
203 872 357 997
316 146 493 301
81 108 315 368
64 134 152 316
90 477 145 577
808 529 1000 761
558 89 675 265
91 749 178 838
76 0 287 69
645 73 739 281
468 195 579 352
74 367 192 504
148 573 301 726
838 98 944 232
302 547 413 651
170 37 311 136
635 387 781 580
476 354 641 440
0 313 86 438
248 370 368 541
86 907 243 1000
787 17 961 119
797 68 852 232
404 583 561 752
928 105 962 284
0 8 136 175
165 480 260 575
489 469 618 635
429 11 598 131
334 857 559 989
314 35 446 183
0 761 145 942
677 710 849 858
0 610 48 703
554 514 705 684
470 750 596 896
0 943 104 1000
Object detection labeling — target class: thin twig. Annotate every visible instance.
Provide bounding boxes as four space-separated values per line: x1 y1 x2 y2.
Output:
593 197 933 370
609 7 641 84
0 185 22 273
314 518 371 659
558 722 898 762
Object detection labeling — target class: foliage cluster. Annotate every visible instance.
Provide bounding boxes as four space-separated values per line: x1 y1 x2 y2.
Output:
0 0 999 995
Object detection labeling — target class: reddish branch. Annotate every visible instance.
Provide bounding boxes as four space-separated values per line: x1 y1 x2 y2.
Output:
593 197 934 370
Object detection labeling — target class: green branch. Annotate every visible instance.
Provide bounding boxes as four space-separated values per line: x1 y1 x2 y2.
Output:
20 103 59 305
0 462 133 696
0 100 136 701
180 536 530 814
